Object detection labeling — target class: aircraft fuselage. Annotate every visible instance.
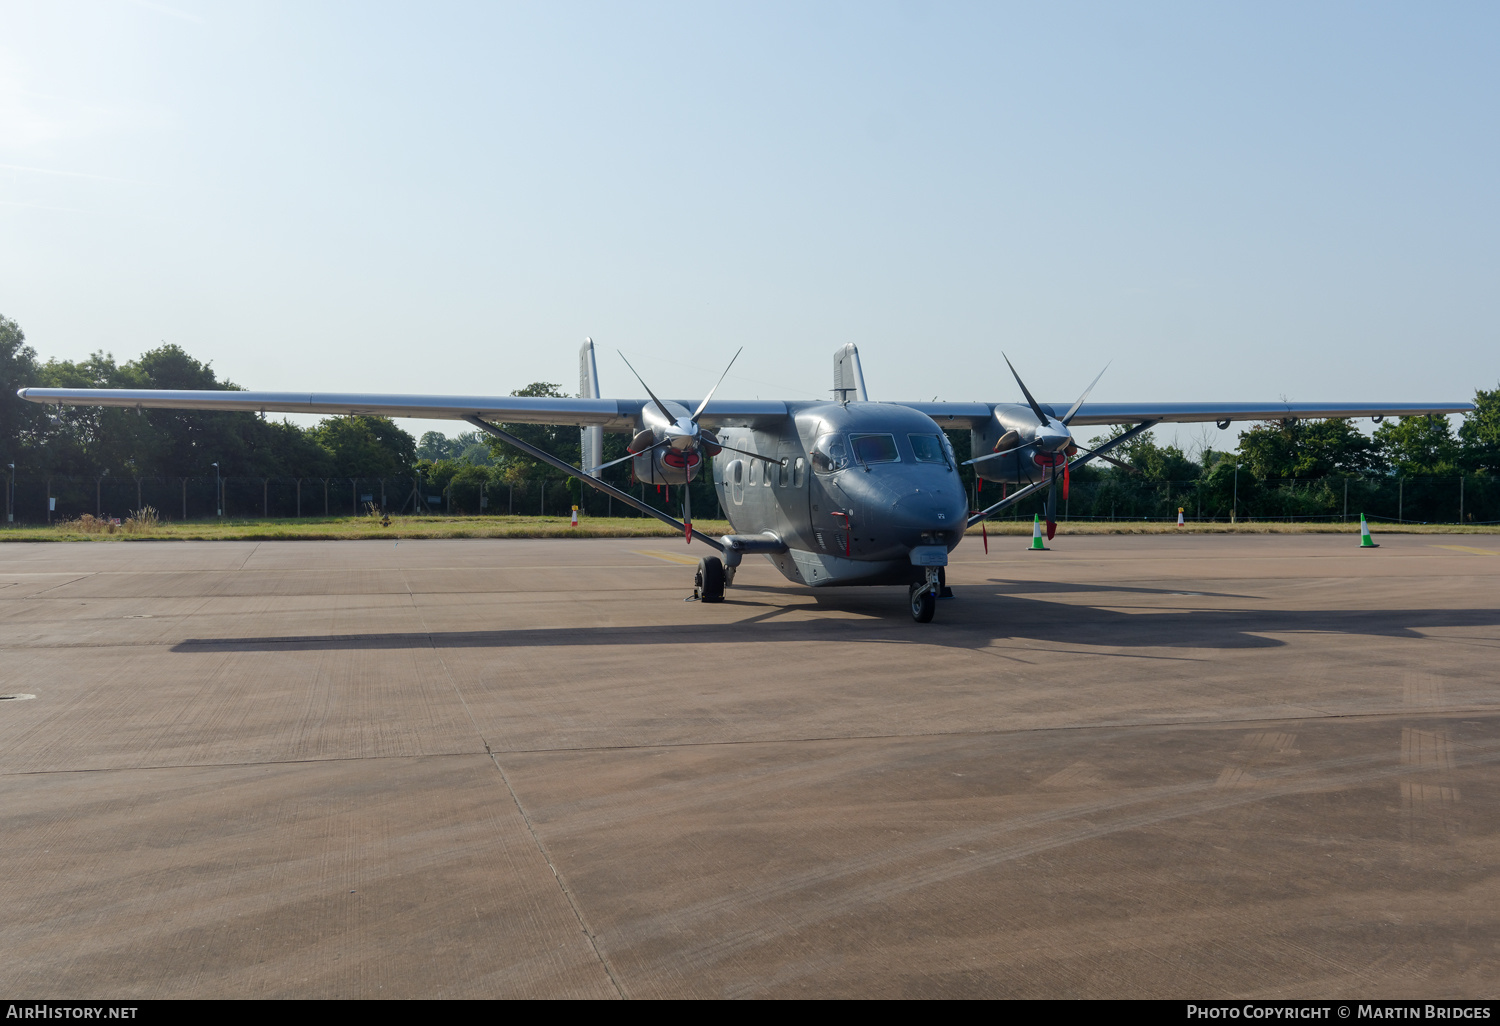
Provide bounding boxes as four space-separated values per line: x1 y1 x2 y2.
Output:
712 401 968 587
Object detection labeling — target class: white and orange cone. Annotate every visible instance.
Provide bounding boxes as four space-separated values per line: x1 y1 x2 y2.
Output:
571 505 579 527
1177 506 1185 527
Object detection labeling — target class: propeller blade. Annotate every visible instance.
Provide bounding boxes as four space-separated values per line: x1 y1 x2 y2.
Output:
586 436 668 475
1063 460 1070 501
962 444 1026 467
618 352 677 425
683 481 692 544
716 442 786 467
1046 467 1058 541
1061 362 1111 425
1002 352 1052 425
691 347 743 423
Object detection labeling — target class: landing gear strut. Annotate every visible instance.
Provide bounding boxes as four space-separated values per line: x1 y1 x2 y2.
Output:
908 567 940 622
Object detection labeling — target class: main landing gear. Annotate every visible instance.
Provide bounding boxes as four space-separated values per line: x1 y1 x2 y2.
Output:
694 556 726 603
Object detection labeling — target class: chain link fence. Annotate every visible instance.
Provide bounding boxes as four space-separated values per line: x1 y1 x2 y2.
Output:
966 473 1500 525
0 473 722 524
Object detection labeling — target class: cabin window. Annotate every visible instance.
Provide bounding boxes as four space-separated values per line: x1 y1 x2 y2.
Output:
849 433 901 464
728 460 745 504
767 461 777 486
908 434 949 465
810 434 849 475
749 459 760 486
792 458 806 488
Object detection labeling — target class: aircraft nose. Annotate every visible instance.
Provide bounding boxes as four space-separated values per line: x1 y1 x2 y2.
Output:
891 489 967 539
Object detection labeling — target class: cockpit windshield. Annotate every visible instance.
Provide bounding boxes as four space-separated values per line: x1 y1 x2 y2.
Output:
810 433 850 474
908 433 950 465
849 433 900 464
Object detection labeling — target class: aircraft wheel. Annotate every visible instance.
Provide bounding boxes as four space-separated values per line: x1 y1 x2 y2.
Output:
908 582 936 623
695 557 726 603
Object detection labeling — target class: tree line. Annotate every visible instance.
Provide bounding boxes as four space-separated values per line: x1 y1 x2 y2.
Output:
3 312 1498 522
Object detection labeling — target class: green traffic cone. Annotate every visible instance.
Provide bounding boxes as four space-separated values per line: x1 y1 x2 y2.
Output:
1028 513 1048 551
1359 513 1379 548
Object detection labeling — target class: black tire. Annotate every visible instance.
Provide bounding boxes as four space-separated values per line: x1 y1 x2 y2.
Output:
909 582 935 623
696 557 726 603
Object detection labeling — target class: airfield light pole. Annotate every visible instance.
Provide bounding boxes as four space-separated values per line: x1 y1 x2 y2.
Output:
212 463 221 517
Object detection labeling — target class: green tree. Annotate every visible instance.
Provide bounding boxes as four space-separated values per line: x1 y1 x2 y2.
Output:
0 315 45 467
312 416 417 478
416 431 457 461
129 344 258 476
1090 427 1198 481
1236 418 1378 478
1374 416 1459 475
492 383 578 486
1458 386 1500 474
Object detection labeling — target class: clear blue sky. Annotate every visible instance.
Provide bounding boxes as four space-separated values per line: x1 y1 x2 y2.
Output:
2 1 1495 445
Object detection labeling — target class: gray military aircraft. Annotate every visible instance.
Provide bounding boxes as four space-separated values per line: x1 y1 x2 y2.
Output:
18 341 1474 622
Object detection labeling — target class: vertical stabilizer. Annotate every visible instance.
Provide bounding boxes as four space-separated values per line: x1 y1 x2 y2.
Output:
833 343 869 402
580 338 603 478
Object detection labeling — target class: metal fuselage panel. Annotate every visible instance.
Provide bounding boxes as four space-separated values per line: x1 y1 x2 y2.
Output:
711 402 968 587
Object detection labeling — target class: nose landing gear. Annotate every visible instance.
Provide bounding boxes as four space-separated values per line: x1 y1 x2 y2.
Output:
908 567 941 622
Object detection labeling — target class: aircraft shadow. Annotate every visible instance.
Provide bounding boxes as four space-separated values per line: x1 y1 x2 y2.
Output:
982 580 1253 599
172 591 1500 654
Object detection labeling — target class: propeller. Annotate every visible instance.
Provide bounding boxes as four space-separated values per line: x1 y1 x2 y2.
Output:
998 354 1110 541
611 349 787 543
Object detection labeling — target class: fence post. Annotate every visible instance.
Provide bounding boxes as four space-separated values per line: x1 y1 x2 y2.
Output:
47 478 52 524
323 479 329 516
96 477 102 518
136 478 142 512
1343 478 1348 522
181 478 187 520
351 478 357 516
1399 477 1404 523
263 478 269 518
540 482 545 517
381 479 386 511
1459 474 1464 524
296 478 302 517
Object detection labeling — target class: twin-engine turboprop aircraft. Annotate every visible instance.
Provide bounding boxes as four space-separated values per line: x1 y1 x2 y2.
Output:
18 341 1473 621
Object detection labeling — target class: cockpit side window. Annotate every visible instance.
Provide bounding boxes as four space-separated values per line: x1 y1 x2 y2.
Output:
810 433 849 474
849 433 901 464
908 434 949 464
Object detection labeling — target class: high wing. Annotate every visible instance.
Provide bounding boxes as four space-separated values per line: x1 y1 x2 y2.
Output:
14 388 789 431
898 399 1474 427
17 388 1473 429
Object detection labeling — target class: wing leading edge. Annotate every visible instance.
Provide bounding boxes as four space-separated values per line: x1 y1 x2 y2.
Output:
899 399 1474 427
14 388 789 431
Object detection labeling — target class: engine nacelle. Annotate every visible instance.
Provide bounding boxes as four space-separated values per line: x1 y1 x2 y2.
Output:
629 428 719 486
969 405 1072 485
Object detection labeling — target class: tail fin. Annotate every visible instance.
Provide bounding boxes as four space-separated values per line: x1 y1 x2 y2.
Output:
580 338 603 478
833 343 868 402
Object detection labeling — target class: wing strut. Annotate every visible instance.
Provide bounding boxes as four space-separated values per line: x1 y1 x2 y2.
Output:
461 415 725 553
965 422 1157 528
